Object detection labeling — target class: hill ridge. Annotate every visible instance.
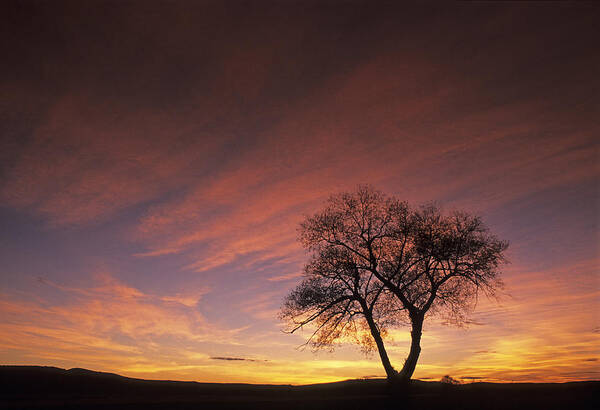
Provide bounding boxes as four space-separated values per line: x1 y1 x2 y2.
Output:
1 365 597 409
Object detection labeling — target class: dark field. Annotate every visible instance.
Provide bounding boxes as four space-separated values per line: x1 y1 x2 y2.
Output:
1 366 597 410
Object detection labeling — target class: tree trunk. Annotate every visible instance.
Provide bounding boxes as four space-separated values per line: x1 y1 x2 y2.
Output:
363 310 397 381
398 314 423 382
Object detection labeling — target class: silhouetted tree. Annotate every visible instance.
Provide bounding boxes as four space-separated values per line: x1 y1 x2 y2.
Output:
281 185 508 383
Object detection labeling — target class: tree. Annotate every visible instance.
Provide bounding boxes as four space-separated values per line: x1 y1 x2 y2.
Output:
281 185 508 383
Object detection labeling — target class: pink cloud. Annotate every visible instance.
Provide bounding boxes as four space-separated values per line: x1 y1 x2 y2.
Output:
0 94 228 225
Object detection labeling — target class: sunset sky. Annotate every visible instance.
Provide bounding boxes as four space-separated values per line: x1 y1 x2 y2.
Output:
1 1 598 384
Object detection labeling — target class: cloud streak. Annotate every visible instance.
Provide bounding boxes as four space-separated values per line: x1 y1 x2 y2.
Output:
210 356 268 362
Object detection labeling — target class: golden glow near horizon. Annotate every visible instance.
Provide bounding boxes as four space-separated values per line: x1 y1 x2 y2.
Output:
2 261 597 384
1 2 598 385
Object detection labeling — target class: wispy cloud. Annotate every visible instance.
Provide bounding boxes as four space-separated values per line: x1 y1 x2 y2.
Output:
210 356 269 362
0 274 242 375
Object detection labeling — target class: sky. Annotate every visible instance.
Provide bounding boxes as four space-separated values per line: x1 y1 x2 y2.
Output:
0 1 598 384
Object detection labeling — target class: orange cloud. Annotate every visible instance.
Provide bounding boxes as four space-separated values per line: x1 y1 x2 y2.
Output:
0 274 242 375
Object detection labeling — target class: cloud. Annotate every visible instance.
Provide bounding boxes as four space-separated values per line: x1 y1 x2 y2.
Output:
3 25 597 280
0 93 237 226
0 273 242 375
210 356 268 363
267 272 303 282
125 46 597 278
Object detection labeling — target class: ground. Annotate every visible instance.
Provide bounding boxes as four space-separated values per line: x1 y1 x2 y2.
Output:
1 366 597 409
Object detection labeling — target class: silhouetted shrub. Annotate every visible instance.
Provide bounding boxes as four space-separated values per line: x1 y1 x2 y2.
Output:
440 375 461 385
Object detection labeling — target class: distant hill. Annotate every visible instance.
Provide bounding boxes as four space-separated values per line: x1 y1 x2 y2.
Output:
1 365 597 409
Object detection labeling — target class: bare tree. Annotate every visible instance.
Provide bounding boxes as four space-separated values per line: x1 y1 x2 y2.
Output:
281 185 508 383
